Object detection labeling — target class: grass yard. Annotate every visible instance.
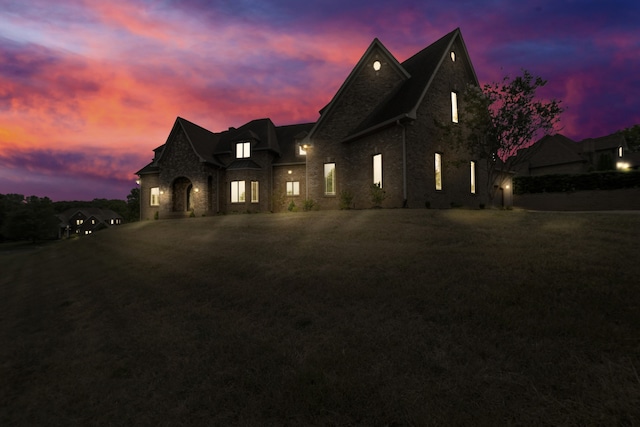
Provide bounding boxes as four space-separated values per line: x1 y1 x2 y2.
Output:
1 209 639 425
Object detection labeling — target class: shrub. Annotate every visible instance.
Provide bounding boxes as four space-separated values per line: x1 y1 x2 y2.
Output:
339 190 354 210
370 184 386 208
287 201 297 212
303 199 316 211
153 211 159 220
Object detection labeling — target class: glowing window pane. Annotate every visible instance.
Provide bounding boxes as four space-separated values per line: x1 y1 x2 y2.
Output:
251 181 259 203
324 163 336 195
373 154 382 188
150 187 160 206
470 161 476 194
286 181 300 196
236 142 251 158
231 180 245 203
619 146 623 157
435 153 442 191
451 92 458 123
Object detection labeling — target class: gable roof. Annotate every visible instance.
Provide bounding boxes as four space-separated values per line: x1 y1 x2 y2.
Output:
306 28 478 143
581 133 627 153
526 134 586 168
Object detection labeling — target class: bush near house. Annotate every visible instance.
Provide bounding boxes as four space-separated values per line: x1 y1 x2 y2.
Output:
515 170 640 194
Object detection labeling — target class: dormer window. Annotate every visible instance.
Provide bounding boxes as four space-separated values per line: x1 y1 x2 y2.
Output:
236 142 250 158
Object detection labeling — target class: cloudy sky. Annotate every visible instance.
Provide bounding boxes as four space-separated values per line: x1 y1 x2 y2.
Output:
1 0 639 201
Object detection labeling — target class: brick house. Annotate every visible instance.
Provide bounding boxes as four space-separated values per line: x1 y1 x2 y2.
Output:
136 28 491 219
57 208 123 237
514 132 631 176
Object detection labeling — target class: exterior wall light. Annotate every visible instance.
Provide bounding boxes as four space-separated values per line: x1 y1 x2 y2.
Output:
194 188 199 192
373 60 381 71
288 170 292 174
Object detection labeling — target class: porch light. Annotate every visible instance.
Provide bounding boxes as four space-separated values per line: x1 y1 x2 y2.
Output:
373 60 381 71
195 188 199 192
288 170 292 174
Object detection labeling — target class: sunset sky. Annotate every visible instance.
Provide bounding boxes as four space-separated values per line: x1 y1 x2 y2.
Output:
1 0 639 201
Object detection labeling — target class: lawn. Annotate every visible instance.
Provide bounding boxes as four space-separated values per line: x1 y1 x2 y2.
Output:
1 209 639 425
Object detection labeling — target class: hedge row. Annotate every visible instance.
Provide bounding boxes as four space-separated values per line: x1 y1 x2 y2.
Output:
514 171 640 194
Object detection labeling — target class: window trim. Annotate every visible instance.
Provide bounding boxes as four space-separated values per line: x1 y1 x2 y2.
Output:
435 153 443 191
150 187 160 206
373 153 383 188
451 91 459 124
286 181 300 196
324 163 336 196
236 142 251 159
470 160 476 194
231 180 246 203
251 181 259 203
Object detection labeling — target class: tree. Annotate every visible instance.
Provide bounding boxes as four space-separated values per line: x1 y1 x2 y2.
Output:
617 124 640 153
126 187 140 222
440 69 563 203
2 195 58 242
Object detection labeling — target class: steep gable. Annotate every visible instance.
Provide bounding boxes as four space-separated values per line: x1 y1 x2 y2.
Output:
345 28 478 141
308 38 410 141
157 117 222 167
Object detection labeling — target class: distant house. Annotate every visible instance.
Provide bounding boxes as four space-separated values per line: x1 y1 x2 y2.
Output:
57 208 123 237
136 28 496 218
515 132 632 176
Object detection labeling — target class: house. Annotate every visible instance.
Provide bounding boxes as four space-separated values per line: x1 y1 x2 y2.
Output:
57 208 123 237
136 28 492 218
514 132 631 176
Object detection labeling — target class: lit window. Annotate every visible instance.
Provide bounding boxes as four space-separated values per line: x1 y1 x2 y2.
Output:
231 180 245 203
373 154 382 188
299 145 307 156
451 51 456 62
236 142 251 159
470 161 476 194
76 219 83 225
251 181 259 203
435 153 442 191
91 219 95 225
451 92 459 123
110 219 114 225
286 181 300 196
324 163 336 195
618 146 623 157
373 60 381 71
150 187 160 206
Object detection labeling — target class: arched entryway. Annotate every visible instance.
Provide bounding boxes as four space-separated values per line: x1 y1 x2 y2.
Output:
172 177 193 212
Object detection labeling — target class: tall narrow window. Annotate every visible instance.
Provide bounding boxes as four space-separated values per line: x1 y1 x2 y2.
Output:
470 161 476 194
451 92 459 123
324 163 336 195
373 154 383 188
618 146 623 157
251 181 259 203
236 142 251 158
150 187 160 206
286 181 300 196
435 153 442 191
231 180 245 203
